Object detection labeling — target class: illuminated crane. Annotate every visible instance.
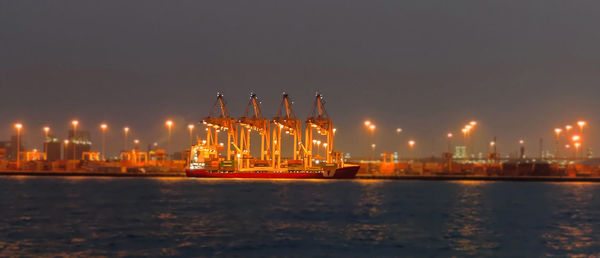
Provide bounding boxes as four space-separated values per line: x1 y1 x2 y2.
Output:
272 93 302 169
202 93 239 161
238 92 271 167
305 92 334 167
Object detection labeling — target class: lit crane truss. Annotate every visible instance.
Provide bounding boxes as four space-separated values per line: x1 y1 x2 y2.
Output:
304 92 334 166
238 93 271 167
202 93 239 161
272 93 302 169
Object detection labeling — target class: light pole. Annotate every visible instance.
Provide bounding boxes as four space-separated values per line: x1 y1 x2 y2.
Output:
63 140 69 160
371 143 376 165
396 128 403 161
134 139 140 150
14 123 22 170
519 139 525 159
364 120 376 170
123 127 130 151
188 124 195 146
408 140 416 162
554 128 562 161
469 121 477 156
100 123 108 160
577 121 586 159
572 135 581 160
447 133 453 153
43 126 50 160
71 120 78 160
166 120 173 160
465 124 472 158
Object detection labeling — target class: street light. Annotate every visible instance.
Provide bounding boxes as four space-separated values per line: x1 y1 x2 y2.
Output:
166 120 173 160
565 125 573 132
123 127 130 150
408 140 416 160
554 128 562 160
574 142 581 159
63 139 69 160
577 121 586 131
71 120 78 160
188 124 195 146
371 143 376 160
43 126 50 160
14 123 22 169
134 139 140 150
100 123 108 160
447 133 453 153
577 121 586 158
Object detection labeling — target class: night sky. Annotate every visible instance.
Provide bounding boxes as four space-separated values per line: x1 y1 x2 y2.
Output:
1 1 599 158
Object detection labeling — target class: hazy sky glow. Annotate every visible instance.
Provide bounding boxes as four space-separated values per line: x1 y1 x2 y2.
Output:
1 1 599 158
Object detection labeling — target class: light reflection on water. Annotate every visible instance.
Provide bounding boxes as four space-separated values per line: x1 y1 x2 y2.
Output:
0 177 599 256
542 184 600 256
443 182 499 255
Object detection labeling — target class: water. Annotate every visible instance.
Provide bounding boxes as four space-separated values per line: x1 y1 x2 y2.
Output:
1 177 599 257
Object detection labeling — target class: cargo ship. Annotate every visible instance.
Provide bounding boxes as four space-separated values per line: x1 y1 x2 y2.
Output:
185 92 360 179
185 164 359 179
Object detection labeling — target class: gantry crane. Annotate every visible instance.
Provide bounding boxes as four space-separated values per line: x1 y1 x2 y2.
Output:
272 93 302 169
238 92 271 168
305 92 334 167
202 93 239 161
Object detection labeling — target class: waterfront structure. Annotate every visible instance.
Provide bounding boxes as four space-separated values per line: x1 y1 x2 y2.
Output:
65 130 92 160
187 92 359 179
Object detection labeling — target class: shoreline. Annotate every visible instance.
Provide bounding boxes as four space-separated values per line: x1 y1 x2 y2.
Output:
1 171 600 182
0 171 185 178
356 175 600 182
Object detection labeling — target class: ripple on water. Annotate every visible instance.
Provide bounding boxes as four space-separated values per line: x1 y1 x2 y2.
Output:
0 178 599 256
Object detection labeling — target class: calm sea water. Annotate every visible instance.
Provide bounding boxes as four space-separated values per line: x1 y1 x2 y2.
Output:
1 177 599 257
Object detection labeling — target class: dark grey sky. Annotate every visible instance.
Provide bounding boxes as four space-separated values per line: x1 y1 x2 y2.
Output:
1 0 599 158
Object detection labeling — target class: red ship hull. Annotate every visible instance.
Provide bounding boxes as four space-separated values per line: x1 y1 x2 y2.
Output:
186 166 359 179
